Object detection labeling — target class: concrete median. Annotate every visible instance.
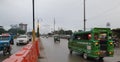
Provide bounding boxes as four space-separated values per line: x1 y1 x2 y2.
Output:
3 39 40 62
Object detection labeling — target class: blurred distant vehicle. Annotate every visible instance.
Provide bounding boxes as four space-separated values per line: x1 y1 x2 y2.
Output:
0 33 14 55
54 35 60 42
16 35 29 45
46 36 49 38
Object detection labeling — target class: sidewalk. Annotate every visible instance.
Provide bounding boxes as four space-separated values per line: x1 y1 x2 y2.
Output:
38 38 47 62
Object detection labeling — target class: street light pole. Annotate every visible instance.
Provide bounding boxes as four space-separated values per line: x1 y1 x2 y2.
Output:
83 0 86 31
32 0 35 30
54 18 55 35
32 0 35 41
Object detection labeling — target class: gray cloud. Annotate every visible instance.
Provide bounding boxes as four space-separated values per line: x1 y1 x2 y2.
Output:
0 0 120 33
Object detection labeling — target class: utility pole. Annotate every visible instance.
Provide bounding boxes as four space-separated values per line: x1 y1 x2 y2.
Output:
83 0 86 31
54 18 55 35
32 0 35 41
32 0 35 30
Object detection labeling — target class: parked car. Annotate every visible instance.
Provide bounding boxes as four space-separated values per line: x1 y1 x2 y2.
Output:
16 35 29 45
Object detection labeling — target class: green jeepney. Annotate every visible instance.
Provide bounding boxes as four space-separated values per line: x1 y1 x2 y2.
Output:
68 28 114 60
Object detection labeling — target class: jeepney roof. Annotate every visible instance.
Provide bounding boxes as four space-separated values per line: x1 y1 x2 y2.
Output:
73 28 111 35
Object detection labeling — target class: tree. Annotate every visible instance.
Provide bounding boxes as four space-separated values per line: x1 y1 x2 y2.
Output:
65 30 72 35
8 24 26 35
8 28 25 35
17 29 25 34
59 29 65 34
8 28 18 35
0 27 6 34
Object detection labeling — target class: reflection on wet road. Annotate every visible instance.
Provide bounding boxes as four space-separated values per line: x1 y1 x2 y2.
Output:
41 37 94 62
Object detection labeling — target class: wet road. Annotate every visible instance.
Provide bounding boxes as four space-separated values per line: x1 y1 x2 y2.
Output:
0 39 26 62
0 37 120 62
41 37 120 62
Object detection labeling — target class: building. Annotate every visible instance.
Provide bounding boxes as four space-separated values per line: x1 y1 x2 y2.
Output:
19 23 27 33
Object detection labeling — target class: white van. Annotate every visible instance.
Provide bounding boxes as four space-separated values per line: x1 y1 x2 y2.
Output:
16 35 29 45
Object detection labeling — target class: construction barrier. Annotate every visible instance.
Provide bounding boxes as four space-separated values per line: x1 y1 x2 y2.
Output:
3 39 40 62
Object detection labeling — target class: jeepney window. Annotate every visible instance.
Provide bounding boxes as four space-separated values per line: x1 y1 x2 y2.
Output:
81 33 91 40
109 33 112 40
99 33 107 40
74 34 81 40
77 36 81 40
94 33 99 40
0 36 9 40
71 34 74 40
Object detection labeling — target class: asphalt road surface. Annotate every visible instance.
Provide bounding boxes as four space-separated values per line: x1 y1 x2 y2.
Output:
40 37 120 62
1 37 120 62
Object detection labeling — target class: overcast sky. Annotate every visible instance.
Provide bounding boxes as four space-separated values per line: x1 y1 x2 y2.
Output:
0 0 120 33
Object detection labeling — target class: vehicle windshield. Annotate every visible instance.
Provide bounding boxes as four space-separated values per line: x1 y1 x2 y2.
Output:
0 36 10 40
99 33 107 39
18 36 27 38
94 32 107 40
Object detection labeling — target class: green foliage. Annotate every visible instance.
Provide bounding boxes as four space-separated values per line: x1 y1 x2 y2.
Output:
54 29 73 35
65 30 72 35
59 29 65 34
0 28 6 34
17 30 25 34
8 28 25 35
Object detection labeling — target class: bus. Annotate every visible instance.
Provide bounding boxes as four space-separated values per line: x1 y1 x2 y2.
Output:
68 28 114 60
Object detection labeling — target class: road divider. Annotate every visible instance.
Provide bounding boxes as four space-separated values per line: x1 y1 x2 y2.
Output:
3 39 40 62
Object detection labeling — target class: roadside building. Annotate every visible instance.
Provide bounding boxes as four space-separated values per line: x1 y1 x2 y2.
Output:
19 23 27 33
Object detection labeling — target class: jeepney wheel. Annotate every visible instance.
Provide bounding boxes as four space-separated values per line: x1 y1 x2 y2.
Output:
8 46 11 55
83 53 88 59
99 57 103 60
3 47 8 56
95 57 104 62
